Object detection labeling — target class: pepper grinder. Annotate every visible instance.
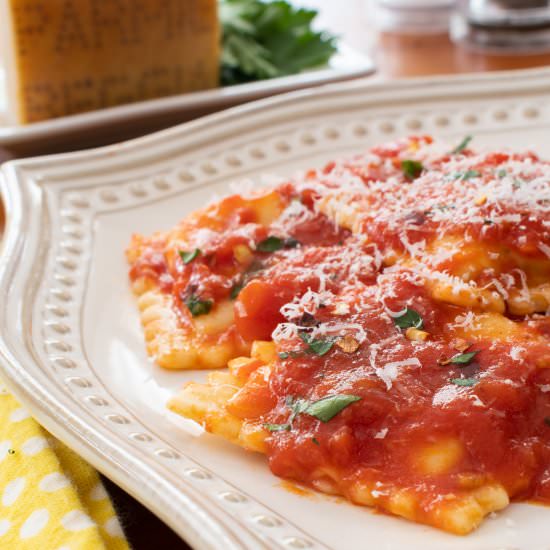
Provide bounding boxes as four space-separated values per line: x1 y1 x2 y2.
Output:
454 0 550 52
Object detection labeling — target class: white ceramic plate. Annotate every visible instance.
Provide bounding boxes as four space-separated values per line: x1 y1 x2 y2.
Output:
0 43 373 150
2 68 550 550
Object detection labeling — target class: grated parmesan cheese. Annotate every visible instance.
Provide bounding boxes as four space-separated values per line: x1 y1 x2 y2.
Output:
375 357 422 391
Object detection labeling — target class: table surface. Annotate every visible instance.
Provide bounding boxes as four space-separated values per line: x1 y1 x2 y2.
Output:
3 2 550 548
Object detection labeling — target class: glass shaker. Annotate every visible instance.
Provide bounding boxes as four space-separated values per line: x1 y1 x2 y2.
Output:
372 0 458 77
454 0 550 52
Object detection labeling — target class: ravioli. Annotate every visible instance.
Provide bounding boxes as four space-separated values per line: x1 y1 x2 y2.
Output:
127 185 347 367
129 136 550 534
169 266 550 534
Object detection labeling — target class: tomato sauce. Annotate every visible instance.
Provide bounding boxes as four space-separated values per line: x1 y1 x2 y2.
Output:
129 185 349 334
129 136 550 517
252 265 550 507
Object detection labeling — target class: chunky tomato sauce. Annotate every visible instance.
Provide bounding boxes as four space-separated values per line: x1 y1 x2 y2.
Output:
129 136 550 524
129 183 349 336
253 264 550 508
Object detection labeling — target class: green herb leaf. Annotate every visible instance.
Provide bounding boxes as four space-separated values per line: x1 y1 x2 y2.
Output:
257 236 300 253
288 396 309 414
483 219 494 226
401 159 423 180
451 135 473 154
220 0 337 86
463 170 480 179
278 350 303 360
257 236 284 252
265 397 310 433
264 423 290 432
451 377 477 387
185 295 213 317
450 351 479 365
304 394 361 423
230 283 243 300
279 394 360 428
179 249 201 264
299 333 334 356
393 308 423 330
7 449 15 455
513 179 524 190
496 168 507 178
452 170 481 180
434 203 455 212
311 437 320 445
287 396 310 424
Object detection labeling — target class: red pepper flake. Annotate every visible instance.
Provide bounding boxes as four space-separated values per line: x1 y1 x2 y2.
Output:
451 339 471 353
336 335 360 353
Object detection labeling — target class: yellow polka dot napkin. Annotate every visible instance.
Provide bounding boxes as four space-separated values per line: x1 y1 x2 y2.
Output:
0 383 129 550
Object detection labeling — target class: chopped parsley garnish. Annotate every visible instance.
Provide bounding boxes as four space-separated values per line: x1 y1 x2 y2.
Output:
464 169 481 179
451 135 473 154
311 437 320 445
497 168 507 178
7 449 15 455
450 351 479 365
264 423 290 432
434 203 455 212
451 377 477 387
257 236 301 252
299 333 334 356
179 249 201 264
230 283 243 300
393 308 423 330
266 394 361 434
512 179 525 190
483 219 494 225
287 396 310 424
278 351 303 360
304 394 361 423
401 159 423 180
452 170 480 180
257 236 284 252
185 295 213 317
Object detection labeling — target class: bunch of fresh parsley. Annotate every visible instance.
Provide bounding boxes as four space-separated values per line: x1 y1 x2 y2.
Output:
219 0 337 85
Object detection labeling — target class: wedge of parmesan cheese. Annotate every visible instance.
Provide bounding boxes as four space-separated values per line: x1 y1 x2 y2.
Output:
0 0 219 123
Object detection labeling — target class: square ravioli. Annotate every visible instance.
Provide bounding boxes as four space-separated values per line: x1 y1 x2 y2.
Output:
169 267 550 534
129 136 550 534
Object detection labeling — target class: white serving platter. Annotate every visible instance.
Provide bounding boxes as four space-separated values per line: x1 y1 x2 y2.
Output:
0 43 373 151
1 68 550 550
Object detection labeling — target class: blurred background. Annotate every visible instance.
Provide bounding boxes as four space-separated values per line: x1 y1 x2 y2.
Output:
306 0 550 76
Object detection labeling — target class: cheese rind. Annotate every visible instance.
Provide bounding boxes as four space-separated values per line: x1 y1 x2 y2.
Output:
1 0 219 123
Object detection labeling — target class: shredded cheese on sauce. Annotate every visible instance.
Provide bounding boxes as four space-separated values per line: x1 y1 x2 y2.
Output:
136 136 550 535
375 357 422 391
